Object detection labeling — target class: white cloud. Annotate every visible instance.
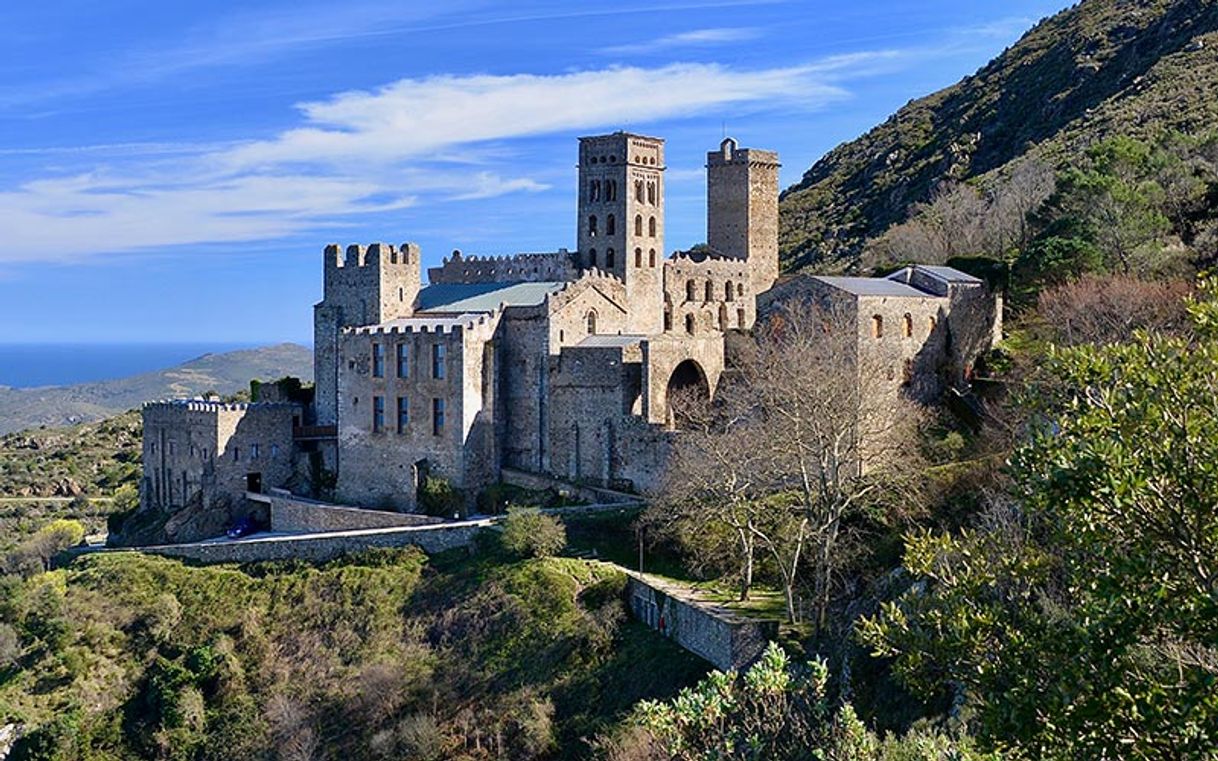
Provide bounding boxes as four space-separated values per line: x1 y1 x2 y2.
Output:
599 27 762 56
0 58 884 263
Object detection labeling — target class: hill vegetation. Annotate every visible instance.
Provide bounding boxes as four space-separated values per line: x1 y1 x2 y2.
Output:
0 343 311 435
779 0 1218 273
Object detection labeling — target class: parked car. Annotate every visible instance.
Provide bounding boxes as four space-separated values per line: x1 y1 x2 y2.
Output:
226 516 258 539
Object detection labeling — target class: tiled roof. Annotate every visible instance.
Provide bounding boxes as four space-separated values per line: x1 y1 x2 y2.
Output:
415 281 565 313
811 276 934 298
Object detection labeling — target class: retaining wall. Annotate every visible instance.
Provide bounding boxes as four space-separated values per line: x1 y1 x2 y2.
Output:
266 491 443 533
624 571 776 672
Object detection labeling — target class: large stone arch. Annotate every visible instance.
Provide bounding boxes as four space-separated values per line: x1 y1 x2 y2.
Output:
641 335 725 426
665 359 709 428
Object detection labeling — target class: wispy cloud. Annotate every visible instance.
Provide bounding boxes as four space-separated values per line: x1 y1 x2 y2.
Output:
0 56 890 263
599 27 762 56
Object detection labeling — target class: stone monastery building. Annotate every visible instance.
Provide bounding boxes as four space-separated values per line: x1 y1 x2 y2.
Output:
140 132 1001 530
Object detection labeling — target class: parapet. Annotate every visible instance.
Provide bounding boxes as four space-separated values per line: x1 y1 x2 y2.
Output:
325 241 422 270
706 137 780 168
142 399 300 415
346 308 503 340
542 267 627 313
428 248 579 285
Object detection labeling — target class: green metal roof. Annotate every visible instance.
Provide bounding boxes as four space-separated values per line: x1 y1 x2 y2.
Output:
415 281 565 314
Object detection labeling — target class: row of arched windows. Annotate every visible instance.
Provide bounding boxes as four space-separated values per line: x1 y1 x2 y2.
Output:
666 306 748 335
587 214 617 237
684 279 743 303
633 180 658 205
633 247 658 268
587 248 616 269
633 215 657 238
587 179 619 202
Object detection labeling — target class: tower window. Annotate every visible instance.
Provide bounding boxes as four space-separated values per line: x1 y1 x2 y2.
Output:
397 396 409 433
372 343 385 377
634 248 642 267
664 310 673 332
686 280 696 302
634 215 643 236
251 443 260 459
903 313 914 338
718 303 728 330
432 398 446 436
635 180 644 202
647 182 656 204
725 281 734 301
432 344 446 379
872 315 884 339
588 215 598 236
373 396 385 432
606 180 617 201
590 180 600 201
606 214 616 235
586 310 598 335
649 248 657 267
685 314 695 334
737 283 744 298
648 216 656 237
396 343 409 378
737 308 746 327
606 248 616 268
704 281 714 302
589 248 598 268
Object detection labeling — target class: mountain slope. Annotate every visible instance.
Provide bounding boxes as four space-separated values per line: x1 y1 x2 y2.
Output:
0 343 312 434
779 0 1218 272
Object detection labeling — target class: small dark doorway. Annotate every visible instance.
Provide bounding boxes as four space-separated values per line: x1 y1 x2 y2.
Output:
246 472 263 494
413 459 431 506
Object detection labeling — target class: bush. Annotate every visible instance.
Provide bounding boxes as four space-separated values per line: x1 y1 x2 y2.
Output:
418 476 465 518
500 509 566 559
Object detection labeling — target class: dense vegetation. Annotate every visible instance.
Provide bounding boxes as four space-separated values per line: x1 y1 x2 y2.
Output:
0 543 709 760
779 0 1218 272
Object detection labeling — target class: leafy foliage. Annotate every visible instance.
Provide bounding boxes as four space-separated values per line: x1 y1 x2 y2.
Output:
500 508 567 559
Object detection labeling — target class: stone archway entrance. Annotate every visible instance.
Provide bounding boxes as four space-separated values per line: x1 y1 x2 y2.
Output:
665 359 709 429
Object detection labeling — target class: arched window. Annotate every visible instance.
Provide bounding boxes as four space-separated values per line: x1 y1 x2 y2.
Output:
590 180 600 202
704 281 714 302
648 216 656 237
737 308 746 327
686 280 696 301
586 310 597 335
903 313 913 338
606 214 616 235
635 215 643 236
647 182 656 205
872 315 884 339
725 281 734 301
588 215 598 236
649 248 657 267
606 248 616 268
737 283 744 297
685 314 695 334
634 248 642 267
589 248 597 268
635 180 644 202
664 310 673 332
718 303 728 330
606 180 616 201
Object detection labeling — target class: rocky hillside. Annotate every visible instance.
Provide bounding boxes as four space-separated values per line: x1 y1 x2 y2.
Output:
779 0 1218 272
0 343 311 435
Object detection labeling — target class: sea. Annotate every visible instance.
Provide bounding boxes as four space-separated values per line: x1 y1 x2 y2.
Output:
0 343 259 388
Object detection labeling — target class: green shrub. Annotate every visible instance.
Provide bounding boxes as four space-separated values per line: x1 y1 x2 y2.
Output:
418 476 465 518
500 509 566 559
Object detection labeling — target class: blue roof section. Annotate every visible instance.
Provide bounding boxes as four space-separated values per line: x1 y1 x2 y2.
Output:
415 281 565 313
906 265 982 284
812 276 933 298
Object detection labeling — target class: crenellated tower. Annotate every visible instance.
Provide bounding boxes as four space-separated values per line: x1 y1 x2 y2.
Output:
707 138 781 294
577 132 665 335
313 242 421 425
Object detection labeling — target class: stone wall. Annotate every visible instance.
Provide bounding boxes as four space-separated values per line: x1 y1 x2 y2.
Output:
663 253 756 334
706 139 780 294
265 491 444 532
624 571 777 672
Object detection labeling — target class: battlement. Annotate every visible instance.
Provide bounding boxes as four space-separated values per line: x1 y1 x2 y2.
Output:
428 248 579 285
542 267 627 312
325 242 421 271
706 138 780 168
143 400 299 414
347 309 502 338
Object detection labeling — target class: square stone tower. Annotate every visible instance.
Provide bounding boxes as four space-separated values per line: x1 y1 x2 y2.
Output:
313 242 421 425
707 138 781 294
577 132 665 334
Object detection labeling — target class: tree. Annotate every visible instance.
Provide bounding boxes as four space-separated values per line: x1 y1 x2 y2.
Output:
657 299 926 627
860 278 1218 757
500 508 566 559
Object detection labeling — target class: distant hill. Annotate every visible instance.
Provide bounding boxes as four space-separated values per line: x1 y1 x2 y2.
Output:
779 0 1218 273
0 343 312 435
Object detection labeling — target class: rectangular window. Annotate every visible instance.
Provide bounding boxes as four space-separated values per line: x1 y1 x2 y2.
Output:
397 396 409 433
251 443 260 459
233 447 240 462
396 343 410 378
373 396 385 432
271 444 279 457
372 343 385 378
432 397 445 436
432 344 446 379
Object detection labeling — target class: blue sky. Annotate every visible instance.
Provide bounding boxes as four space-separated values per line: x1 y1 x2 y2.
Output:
0 0 1069 345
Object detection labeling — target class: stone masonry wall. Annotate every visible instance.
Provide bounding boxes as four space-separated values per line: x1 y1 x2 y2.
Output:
625 571 777 672
266 491 444 533
427 250 579 284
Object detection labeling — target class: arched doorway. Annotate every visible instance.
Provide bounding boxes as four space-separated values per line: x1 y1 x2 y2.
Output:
666 359 709 429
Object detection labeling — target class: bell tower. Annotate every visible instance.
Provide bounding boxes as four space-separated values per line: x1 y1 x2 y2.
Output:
577 132 665 335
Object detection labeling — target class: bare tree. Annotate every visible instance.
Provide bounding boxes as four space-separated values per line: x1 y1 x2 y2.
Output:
657 299 927 628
